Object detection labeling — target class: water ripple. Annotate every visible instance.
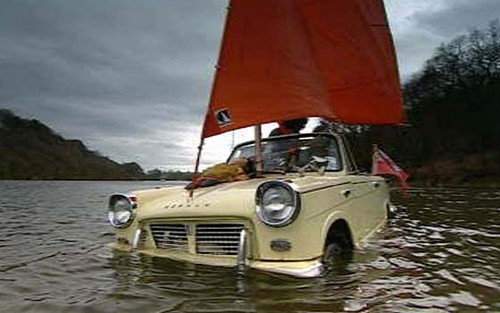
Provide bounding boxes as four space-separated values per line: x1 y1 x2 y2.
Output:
0 181 499 312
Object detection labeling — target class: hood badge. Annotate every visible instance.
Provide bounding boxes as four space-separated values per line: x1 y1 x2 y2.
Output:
165 202 211 209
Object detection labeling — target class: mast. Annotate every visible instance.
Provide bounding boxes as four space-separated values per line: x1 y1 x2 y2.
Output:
254 125 263 175
190 1 233 197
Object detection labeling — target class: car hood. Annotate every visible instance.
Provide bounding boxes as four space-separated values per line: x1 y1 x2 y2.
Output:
135 174 353 221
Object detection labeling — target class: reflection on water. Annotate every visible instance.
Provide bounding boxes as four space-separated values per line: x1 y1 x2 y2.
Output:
0 181 499 312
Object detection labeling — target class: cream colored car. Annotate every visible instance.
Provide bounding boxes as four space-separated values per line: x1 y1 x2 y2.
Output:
107 132 389 278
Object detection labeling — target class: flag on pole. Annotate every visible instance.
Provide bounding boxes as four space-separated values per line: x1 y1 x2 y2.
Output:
372 145 409 192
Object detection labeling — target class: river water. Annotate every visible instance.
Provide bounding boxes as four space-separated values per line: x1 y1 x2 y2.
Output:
0 181 499 312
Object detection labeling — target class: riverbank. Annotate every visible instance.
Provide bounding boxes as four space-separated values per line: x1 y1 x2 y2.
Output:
408 151 500 188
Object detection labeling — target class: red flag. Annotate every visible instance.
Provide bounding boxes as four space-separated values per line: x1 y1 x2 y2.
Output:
372 146 409 192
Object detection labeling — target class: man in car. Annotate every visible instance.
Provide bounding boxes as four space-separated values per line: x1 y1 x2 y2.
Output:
266 118 308 171
269 118 308 137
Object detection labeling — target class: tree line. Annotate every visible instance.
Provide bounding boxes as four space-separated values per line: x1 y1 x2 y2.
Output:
145 169 193 181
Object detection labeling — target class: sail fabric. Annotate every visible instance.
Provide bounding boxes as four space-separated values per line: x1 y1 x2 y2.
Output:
202 0 404 138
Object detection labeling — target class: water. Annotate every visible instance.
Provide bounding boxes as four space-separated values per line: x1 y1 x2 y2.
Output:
0 181 499 312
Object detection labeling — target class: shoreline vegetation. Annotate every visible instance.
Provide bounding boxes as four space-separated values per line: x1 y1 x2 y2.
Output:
1 21 498 185
0 102 498 187
0 109 193 181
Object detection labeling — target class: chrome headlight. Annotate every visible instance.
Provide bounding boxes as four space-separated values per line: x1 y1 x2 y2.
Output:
256 181 300 227
108 194 136 228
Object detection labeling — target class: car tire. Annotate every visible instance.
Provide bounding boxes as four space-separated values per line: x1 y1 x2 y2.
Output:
322 232 352 262
322 242 343 263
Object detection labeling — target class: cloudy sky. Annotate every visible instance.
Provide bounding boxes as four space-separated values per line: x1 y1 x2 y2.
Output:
1 0 499 171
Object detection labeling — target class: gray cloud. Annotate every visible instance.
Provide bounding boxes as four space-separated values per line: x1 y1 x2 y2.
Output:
0 0 225 170
1 0 498 171
414 0 500 37
386 0 500 77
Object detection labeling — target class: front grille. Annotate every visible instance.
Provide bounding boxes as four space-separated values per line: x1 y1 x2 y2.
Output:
149 222 244 256
196 224 244 256
150 224 188 252
138 227 148 248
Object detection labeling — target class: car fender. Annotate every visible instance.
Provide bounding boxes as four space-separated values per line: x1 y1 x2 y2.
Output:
321 210 356 249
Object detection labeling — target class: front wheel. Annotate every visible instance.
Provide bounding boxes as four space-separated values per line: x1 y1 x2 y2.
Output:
322 234 352 265
322 242 343 263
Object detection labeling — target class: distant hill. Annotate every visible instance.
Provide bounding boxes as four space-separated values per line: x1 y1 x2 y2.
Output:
0 109 145 180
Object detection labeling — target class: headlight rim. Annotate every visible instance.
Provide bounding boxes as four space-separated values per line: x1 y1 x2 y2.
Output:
108 193 136 228
256 181 301 227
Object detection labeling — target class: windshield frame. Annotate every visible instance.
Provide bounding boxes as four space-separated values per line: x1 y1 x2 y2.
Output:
226 132 344 174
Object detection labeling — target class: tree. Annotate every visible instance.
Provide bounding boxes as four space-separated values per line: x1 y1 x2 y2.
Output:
403 19 500 161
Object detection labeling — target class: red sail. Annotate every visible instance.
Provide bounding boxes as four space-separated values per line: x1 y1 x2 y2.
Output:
202 0 404 138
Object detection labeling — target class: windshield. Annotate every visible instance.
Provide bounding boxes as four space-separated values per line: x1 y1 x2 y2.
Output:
227 133 343 173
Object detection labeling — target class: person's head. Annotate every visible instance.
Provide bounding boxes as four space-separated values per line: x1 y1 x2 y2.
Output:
282 118 308 133
313 124 328 133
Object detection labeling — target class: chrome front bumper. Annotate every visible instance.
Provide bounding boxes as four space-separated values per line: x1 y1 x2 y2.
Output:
120 226 324 279
235 228 323 278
